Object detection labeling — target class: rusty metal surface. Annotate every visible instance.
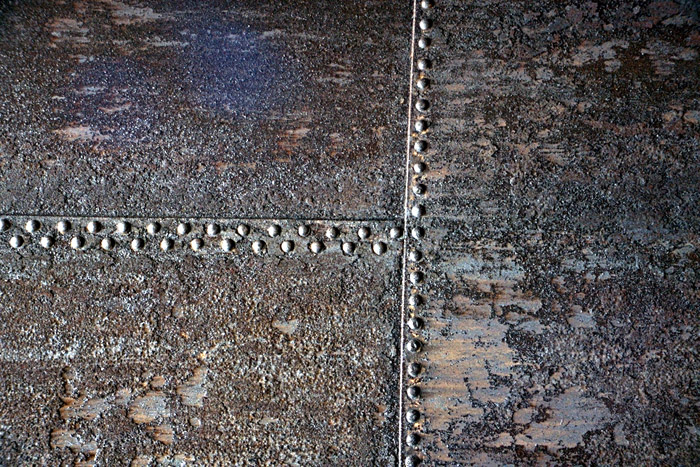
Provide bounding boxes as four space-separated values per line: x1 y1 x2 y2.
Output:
0 217 401 465
405 0 700 465
0 0 410 219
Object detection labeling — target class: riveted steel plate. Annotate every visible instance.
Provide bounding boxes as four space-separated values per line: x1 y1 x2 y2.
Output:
0 0 411 219
0 218 401 465
403 0 699 465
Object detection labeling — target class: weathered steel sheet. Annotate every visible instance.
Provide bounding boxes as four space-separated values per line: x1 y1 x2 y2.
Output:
404 0 699 465
0 216 402 465
0 0 411 219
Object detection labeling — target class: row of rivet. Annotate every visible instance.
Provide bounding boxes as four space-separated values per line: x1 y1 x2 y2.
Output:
0 218 401 256
405 1 434 466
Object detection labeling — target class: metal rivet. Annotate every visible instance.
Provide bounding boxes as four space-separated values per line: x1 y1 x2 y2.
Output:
237 224 250 237
116 221 130 234
406 432 421 447
414 140 428 153
411 227 425 240
413 162 427 174
325 227 339 239
418 37 431 49
281 240 295 253
220 238 235 252
147 222 161 235
176 222 191 236
390 227 403 239
415 120 429 132
406 409 420 424
409 250 423 262
411 205 425 218
70 236 85 250
406 339 423 353
86 221 101 234
309 241 325 254
252 240 266 255
407 385 422 399
0 219 10 232
160 238 174 251
415 99 430 112
358 226 371 240
342 242 356 255
9 235 23 249
56 220 71 234
206 223 221 237
298 225 310 237
372 242 387 255
101 237 115 251
25 219 40 233
408 317 424 330
421 0 434 9
131 238 144 251
40 236 54 249
409 294 424 307
416 78 430 91
405 455 421 467
419 18 432 30
417 59 431 71
407 362 422 377
410 271 424 284
190 238 204 251
267 224 281 237
413 184 427 196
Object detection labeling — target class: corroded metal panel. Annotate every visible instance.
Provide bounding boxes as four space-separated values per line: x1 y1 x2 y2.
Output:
0 0 411 219
403 0 699 465
0 217 402 464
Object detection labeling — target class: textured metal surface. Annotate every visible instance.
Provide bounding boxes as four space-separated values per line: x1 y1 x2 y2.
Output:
0 0 410 219
405 0 700 465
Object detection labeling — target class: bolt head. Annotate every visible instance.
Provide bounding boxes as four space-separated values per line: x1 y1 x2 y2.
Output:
406 409 420 424
220 238 235 252
177 222 191 236
408 362 422 377
407 385 422 399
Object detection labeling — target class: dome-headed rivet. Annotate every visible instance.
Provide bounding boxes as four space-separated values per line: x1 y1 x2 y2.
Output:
237 224 250 237
409 250 423 262
390 226 403 239
417 59 432 71
56 220 71 234
25 219 40 233
252 240 266 255
406 409 420 424
358 226 371 240
70 236 85 250
413 184 427 196
406 339 423 353
190 238 204 251
405 454 421 467
116 221 130 234
0 219 10 232
325 227 339 239
101 237 115 251
415 99 430 112
372 242 387 255
418 37 431 49
407 385 422 399
413 162 427 174
411 205 425 218
416 78 430 91
147 222 161 235
408 317 424 330
342 242 356 255
9 235 24 249
220 238 235 252
131 238 145 251
410 271 424 284
414 140 428 153
309 241 325 254
298 225 310 237
411 227 425 240
281 240 295 253
40 236 54 249
409 294 424 307
407 362 422 377
421 0 434 9
419 18 432 30
406 432 421 447
176 222 191 236
206 223 221 237
415 120 429 132
160 238 174 251
267 224 281 237
86 221 101 234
